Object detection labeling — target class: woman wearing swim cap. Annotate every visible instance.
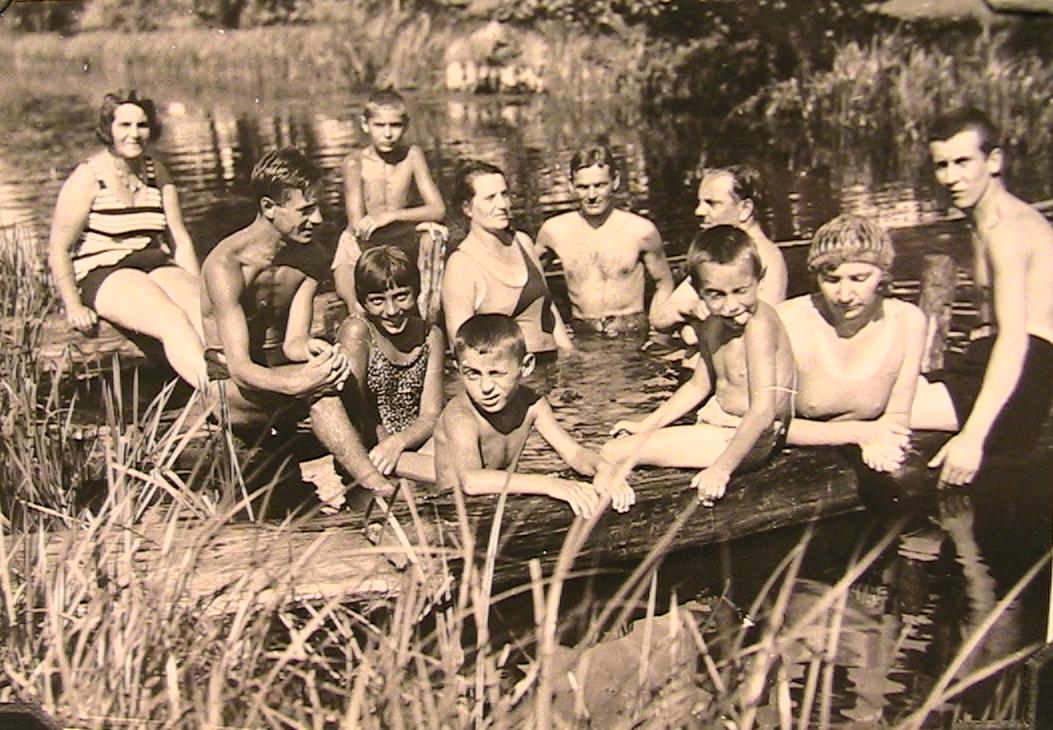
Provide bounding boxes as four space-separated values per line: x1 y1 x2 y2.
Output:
776 214 928 472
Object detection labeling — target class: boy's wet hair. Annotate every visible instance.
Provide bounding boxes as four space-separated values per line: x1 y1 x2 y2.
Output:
96 90 163 146
929 107 1001 154
364 88 408 120
807 213 895 275
703 164 765 214
452 160 505 215
453 313 527 363
569 140 618 178
686 225 764 288
249 147 323 205
354 244 420 307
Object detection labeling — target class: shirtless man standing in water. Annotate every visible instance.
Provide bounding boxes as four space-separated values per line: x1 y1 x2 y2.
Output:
535 141 674 335
200 148 395 497
912 108 1053 486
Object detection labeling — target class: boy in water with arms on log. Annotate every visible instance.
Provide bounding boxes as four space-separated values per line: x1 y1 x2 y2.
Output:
912 107 1053 486
200 148 396 498
534 141 675 335
332 88 447 319
433 313 631 517
598 225 795 506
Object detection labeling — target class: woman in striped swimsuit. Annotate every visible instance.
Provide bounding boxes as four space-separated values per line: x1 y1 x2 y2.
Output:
47 90 207 389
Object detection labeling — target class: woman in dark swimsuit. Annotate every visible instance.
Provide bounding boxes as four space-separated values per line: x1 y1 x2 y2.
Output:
47 90 207 389
441 161 572 356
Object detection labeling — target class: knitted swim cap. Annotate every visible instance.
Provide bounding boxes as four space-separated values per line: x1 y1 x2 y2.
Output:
807 214 895 273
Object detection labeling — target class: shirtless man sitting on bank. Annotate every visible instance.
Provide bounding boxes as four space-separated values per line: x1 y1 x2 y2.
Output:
200 148 396 498
535 141 674 336
911 107 1053 486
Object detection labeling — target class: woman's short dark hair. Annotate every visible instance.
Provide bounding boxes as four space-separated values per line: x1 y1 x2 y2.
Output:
354 245 420 307
452 160 505 216
95 90 163 146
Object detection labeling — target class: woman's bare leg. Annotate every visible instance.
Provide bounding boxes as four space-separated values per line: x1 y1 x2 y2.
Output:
93 269 207 389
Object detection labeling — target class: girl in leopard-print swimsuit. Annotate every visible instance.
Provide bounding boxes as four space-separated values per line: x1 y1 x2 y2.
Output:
337 245 445 480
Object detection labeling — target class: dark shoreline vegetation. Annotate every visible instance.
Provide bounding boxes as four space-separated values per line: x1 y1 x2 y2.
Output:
3 2 1053 727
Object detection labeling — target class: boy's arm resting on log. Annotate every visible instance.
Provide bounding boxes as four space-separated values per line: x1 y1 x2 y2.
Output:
342 151 368 236
403 146 447 224
47 164 98 331
435 404 600 517
930 234 1031 484
532 397 601 477
710 313 782 478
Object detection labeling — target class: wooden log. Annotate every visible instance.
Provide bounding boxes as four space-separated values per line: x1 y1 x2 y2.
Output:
4 504 447 617
917 253 957 373
384 435 949 587
12 292 350 378
416 227 447 326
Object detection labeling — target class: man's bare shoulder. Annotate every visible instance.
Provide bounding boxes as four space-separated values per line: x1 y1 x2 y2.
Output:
988 195 1053 248
609 207 659 236
538 210 582 237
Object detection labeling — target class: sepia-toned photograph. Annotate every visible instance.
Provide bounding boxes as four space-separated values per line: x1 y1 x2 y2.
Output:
1 0 1052 726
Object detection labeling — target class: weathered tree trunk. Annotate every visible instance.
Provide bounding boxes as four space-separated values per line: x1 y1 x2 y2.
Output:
917 253 957 373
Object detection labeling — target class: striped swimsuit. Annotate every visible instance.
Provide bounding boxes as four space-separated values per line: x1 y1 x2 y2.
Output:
73 155 171 284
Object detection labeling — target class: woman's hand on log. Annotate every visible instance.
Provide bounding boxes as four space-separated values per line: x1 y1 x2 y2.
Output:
66 302 98 332
856 419 910 472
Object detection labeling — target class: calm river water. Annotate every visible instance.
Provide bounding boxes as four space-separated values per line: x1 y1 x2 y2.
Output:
2 84 1051 725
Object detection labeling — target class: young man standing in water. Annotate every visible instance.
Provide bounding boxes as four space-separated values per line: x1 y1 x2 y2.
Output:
912 108 1053 486
649 164 788 367
200 148 396 498
535 142 675 335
